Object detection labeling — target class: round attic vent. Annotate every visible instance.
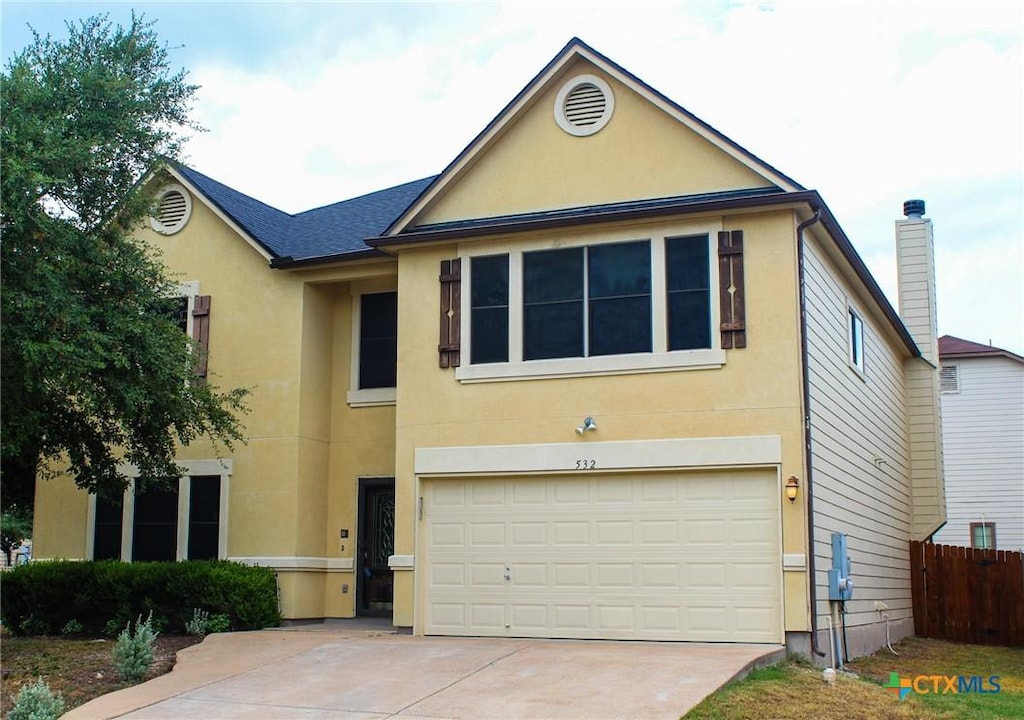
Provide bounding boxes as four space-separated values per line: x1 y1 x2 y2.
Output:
150 184 192 235
555 74 614 137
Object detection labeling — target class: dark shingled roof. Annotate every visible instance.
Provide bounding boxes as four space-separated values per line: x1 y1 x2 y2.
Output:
939 335 1024 363
174 163 435 261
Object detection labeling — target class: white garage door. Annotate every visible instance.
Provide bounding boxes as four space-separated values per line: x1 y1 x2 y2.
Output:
421 470 782 642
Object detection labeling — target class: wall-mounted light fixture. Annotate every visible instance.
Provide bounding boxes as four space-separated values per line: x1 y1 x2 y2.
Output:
574 417 598 436
785 476 800 503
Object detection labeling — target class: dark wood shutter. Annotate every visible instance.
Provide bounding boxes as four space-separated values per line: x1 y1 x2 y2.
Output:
192 295 211 379
718 230 746 349
439 259 461 368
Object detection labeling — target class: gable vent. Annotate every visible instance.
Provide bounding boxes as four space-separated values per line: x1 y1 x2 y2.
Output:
939 364 960 393
150 184 193 235
555 74 614 137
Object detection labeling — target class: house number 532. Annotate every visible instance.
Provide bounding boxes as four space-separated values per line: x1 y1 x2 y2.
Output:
575 459 596 470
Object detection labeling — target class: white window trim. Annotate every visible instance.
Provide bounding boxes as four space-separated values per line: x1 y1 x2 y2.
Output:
86 459 232 561
456 223 724 383
347 279 398 407
173 280 200 337
847 303 866 378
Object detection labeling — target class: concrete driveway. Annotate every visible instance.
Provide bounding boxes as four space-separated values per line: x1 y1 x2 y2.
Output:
64 621 784 719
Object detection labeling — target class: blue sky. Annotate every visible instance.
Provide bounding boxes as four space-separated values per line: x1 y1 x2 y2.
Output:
4 1 1022 353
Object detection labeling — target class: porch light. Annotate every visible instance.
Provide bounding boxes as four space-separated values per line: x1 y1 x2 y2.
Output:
785 476 800 503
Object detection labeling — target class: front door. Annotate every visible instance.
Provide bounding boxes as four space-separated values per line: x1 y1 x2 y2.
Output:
357 478 395 616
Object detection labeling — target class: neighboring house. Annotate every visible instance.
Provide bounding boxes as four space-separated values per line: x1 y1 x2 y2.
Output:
32 38 945 662
932 336 1024 552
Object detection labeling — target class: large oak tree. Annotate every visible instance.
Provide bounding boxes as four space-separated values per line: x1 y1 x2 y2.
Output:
1 14 248 511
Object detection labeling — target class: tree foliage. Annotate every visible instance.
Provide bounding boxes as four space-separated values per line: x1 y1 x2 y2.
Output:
1 14 248 507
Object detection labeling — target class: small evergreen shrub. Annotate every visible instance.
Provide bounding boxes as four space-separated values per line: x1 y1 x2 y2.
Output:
8 677 65 720
17 615 49 636
61 618 84 635
112 612 158 682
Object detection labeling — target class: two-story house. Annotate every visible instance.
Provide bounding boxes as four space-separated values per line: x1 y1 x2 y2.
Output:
32 38 945 662
932 336 1024 552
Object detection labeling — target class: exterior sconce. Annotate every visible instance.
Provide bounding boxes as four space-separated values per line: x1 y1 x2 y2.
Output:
574 417 598 436
785 476 800 503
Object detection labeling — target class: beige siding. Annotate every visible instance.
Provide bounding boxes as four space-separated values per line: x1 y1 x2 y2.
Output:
803 236 914 632
933 356 1024 552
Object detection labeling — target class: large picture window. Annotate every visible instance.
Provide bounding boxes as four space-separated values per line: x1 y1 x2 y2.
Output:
460 230 720 381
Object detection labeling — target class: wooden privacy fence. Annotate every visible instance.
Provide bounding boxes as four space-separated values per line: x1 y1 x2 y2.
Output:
910 541 1024 646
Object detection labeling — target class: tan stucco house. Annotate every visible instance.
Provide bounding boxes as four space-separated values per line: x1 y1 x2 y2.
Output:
33 38 945 662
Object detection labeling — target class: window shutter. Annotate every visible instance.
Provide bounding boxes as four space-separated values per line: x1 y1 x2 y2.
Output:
718 230 746 349
439 259 461 368
192 295 211 380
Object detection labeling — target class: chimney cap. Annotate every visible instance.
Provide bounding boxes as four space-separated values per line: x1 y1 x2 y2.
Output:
903 199 926 218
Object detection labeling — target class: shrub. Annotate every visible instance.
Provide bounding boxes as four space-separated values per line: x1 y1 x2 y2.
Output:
61 618 84 635
8 677 65 720
185 607 210 637
0 560 280 635
112 612 158 682
185 607 233 637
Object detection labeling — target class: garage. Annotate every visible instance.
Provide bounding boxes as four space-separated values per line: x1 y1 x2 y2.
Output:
420 469 782 643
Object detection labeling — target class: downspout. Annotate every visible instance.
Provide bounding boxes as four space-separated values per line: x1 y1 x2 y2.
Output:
797 207 826 658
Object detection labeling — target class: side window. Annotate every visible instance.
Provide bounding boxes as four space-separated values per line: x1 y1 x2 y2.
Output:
470 255 509 364
358 291 398 389
848 307 865 374
971 522 996 550
666 235 711 351
93 494 124 561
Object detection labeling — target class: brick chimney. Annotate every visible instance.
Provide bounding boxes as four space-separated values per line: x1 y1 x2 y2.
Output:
896 199 946 540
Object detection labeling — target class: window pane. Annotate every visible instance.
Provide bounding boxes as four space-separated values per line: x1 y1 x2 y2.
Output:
524 248 584 359
588 241 651 297
666 236 711 351
471 255 509 307
132 481 178 562
471 256 509 364
93 494 123 560
590 296 652 355
471 308 509 364
588 241 651 356
188 476 220 560
359 292 397 389
668 292 711 350
666 235 709 291
524 302 584 360
524 248 583 303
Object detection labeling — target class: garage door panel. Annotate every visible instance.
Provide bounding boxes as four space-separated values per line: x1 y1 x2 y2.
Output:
422 471 781 642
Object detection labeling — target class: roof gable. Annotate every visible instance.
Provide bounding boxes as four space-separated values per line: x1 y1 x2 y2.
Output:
387 37 802 235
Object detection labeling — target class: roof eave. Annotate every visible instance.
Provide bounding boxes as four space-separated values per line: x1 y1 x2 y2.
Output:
268 247 388 270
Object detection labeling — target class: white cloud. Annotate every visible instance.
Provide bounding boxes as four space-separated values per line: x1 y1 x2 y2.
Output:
173 0 1021 353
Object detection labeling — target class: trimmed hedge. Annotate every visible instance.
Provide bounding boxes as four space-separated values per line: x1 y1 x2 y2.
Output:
0 560 280 636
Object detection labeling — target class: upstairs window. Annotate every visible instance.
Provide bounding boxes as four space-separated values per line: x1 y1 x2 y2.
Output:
358 291 398 390
470 255 509 364
848 307 865 374
458 230 723 381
